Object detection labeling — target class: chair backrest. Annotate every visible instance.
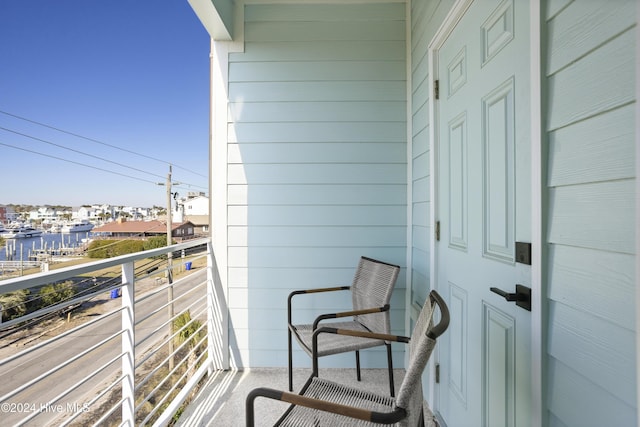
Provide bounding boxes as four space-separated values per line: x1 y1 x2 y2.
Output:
395 290 450 426
351 257 400 333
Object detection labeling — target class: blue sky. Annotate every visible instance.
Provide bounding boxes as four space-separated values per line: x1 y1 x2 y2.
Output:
0 1 210 207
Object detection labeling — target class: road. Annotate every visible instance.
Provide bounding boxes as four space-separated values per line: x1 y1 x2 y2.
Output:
0 268 207 426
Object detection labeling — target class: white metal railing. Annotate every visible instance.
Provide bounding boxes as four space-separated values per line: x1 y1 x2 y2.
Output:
0 237 228 426
0 261 42 277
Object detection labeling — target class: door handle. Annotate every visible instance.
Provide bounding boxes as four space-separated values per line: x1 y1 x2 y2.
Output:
490 284 531 311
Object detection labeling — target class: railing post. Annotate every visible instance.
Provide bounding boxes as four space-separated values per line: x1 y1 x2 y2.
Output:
206 241 229 371
121 261 136 426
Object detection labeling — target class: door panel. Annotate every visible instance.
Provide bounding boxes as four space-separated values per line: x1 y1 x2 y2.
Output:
483 302 516 427
482 77 515 262
435 0 531 426
448 112 468 250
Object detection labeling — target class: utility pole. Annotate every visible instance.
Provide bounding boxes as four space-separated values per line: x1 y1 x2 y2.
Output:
164 165 175 370
166 165 174 285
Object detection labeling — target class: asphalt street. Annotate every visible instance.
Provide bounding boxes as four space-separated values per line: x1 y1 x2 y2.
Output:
0 268 207 426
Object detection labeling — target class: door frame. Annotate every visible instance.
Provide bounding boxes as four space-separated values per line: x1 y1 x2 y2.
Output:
426 0 543 424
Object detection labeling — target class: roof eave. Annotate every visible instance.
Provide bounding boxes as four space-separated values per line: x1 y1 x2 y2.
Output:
188 0 234 41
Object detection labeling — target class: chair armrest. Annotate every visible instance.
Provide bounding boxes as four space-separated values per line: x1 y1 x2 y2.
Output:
287 286 350 324
312 304 390 330
428 290 450 339
313 326 410 347
246 387 406 426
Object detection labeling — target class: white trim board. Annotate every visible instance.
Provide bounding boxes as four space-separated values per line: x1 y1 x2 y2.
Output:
635 1 640 424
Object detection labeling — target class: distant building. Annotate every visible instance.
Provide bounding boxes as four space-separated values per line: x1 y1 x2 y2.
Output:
0 205 10 223
174 193 209 235
73 206 93 221
29 207 58 223
183 214 209 235
92 219 196 241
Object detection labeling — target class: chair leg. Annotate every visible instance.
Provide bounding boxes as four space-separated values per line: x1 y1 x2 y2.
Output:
386 342 395 397
355 350 361 381
288 329 293 391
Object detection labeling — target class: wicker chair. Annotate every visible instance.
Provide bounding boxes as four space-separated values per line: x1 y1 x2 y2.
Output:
287 257 401 396
247 290 450 426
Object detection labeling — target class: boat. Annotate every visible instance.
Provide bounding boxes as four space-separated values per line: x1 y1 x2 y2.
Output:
61 220 94 233
1 223 44 239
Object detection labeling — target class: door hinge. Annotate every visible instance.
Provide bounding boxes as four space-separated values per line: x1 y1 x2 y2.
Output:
435 221 440 241
434 79 440 100
435 363 440 383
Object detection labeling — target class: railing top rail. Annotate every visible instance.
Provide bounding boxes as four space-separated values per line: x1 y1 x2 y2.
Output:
0 237 210 293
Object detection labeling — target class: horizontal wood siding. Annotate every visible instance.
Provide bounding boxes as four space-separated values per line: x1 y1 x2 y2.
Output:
228 2 407 368
544 0 637 424
410 0 456 312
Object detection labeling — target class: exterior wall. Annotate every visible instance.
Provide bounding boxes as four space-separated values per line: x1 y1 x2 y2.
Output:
197 0 639 418
182 196 209 216
176 196 209 223
409 0 457 409
74 207 92 220
225 2 408 368
543 0 637 425
409 0 455 317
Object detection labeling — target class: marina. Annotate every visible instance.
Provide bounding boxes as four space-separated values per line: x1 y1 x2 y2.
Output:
1 224 44 239
1 232 92 262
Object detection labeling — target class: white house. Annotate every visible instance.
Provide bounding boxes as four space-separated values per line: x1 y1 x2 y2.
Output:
173 192 209 226
28 207 57 223
72 206 93 221
188 1 638 426
181 192 209 216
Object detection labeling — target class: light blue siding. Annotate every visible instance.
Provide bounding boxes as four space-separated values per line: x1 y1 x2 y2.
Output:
548 105 635 186
229 40 406 62
229 227 406 248
229 101 406 122
228 184 406 205
544 0 637 425
408 0 457 403
230 61 406 82
546 28 635 131
547 358 636 427
228 3 407 368
229 81 406 102
409 0 457 306
199 0 639 418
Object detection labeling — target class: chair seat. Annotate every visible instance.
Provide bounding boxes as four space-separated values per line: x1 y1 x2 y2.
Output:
248 291 450 427
277 377 398 427
291 321 386 357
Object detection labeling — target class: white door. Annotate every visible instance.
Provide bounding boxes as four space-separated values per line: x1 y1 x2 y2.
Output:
435 0 532 426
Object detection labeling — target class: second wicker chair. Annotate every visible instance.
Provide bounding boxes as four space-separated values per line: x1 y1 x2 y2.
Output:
287 256 400 396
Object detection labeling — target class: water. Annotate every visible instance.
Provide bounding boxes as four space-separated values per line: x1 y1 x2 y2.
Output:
0 232 93 261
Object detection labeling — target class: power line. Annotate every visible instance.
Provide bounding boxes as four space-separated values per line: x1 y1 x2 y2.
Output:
0 125 209 192
0 140 160 186
0 109 208 179
0 126 167 182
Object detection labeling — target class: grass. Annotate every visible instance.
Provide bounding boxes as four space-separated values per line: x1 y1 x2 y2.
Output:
13 252 207 280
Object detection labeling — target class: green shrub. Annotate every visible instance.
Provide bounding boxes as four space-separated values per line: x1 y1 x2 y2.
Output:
39 281 76 308
173 311 204 348
87 240 145 258
0 290 30 321
143 236 168 251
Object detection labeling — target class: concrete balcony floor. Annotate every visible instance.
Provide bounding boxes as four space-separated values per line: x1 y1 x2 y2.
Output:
177 368 420 427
